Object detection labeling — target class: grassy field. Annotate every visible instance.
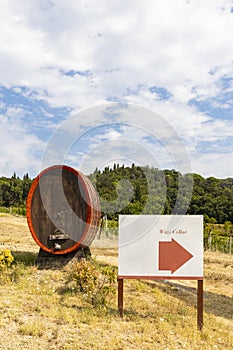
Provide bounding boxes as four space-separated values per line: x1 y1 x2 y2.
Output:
0 214 232 350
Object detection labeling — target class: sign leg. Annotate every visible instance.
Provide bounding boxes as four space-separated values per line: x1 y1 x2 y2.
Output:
118 278 124 318
197 279 203 330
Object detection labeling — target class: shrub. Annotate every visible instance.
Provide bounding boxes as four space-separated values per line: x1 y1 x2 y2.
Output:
65 259 116 308
0 249 14 269
0 249 14 284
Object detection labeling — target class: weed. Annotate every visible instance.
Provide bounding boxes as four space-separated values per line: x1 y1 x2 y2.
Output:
64 259 116 308
0 249 15 284
12 251 36 266
19 321 45 337
0 249 14 268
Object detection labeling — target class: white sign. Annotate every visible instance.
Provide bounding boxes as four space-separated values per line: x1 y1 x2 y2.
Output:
119 215 203 279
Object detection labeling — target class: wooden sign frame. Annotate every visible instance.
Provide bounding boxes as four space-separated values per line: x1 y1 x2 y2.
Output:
118 215 204 330
117 277 203 330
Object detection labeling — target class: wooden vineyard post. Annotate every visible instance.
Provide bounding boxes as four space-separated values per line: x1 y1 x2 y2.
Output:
229 235 232 255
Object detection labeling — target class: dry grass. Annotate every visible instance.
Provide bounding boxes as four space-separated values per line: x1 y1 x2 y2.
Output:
0 213 37 253
0 214 232 349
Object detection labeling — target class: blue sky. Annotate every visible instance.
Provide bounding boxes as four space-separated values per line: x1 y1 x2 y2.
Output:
0 0 232 179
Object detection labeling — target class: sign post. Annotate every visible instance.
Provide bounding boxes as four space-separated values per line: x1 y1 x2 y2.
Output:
118 215 204 330
197 279 203 330
118 278 124 318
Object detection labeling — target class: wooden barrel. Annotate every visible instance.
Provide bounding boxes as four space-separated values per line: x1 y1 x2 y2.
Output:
26 165 101 255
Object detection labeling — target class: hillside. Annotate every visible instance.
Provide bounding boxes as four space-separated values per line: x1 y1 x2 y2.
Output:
1 165 233 224
0 214 232 349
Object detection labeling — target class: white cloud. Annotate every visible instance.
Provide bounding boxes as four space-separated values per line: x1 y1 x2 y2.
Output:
0 0 232 177
0 107 44 177
40 104 193 176
191 148 233 178
102 129 121 141
0 0 232 104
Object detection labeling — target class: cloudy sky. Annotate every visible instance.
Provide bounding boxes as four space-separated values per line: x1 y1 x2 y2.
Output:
0 0 232 179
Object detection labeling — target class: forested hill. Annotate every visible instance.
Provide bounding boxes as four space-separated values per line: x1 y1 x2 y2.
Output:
0 173 32 215
0 165 233 223
89 165 233 223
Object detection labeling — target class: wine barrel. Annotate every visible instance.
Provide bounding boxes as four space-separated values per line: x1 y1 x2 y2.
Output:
26 165 101 255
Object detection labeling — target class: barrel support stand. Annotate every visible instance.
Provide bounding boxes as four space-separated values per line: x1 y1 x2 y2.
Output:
36 246 91 269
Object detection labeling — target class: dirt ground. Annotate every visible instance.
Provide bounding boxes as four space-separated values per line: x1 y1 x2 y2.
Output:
0 214 232 350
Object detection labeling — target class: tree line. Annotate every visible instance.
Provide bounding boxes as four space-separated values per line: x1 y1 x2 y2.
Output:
0 172 32 211
90 164 233 224
0 165 233 225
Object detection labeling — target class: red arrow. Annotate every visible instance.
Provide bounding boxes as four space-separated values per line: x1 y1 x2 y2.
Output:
159 239 193 273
